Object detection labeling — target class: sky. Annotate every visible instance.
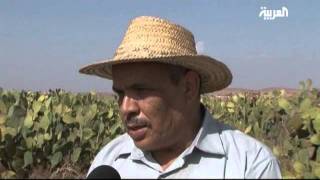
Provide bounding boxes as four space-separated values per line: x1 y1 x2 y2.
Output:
0 0 319 92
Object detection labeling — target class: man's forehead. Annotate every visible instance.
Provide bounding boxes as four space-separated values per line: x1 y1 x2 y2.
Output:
112 63 172 79
112 63 172 88
112 77 151 88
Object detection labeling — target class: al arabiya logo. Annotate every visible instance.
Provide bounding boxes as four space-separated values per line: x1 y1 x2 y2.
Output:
259 6 288 20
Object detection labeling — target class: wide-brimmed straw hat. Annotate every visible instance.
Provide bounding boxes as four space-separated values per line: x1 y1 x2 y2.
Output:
79 16 232 93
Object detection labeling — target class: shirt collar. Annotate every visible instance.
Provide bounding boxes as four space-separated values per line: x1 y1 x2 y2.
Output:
116 105 227 160
194 107 226 155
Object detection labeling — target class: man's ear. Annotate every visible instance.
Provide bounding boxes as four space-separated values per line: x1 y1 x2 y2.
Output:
183 70 200 101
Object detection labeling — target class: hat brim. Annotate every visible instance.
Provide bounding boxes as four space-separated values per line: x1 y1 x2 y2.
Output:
79 55 232 94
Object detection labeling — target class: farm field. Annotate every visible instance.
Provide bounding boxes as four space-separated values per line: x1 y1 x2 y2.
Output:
0 80 319 178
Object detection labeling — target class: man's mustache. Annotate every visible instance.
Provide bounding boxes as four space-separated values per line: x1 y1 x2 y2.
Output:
125 116 148 128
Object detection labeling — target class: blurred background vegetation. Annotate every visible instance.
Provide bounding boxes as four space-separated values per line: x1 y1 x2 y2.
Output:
0 79 319 178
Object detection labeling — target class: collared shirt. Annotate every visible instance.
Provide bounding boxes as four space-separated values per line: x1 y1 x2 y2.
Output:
87 107 282 179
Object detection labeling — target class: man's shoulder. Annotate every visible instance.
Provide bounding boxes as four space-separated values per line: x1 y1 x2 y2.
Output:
213 121 276 167
206 117 274 158
217 121 272 153
96 133 133 160
207 118 281 178
105 133 132 148
222 127 266 148
87 133 133 174
201 109 274 157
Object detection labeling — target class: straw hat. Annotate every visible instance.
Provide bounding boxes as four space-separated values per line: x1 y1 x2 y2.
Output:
79 16 232 93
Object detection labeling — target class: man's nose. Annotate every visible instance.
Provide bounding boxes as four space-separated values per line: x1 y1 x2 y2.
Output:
120 95 140 118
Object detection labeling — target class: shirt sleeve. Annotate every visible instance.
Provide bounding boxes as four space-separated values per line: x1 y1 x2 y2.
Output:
245 147 282 179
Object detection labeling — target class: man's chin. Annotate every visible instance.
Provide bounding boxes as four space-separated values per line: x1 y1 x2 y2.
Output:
132 139 155 151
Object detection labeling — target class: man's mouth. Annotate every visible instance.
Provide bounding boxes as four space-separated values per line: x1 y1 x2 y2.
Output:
127 125 148 141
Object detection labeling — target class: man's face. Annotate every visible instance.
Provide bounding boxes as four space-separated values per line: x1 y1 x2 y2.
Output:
112 63 188 151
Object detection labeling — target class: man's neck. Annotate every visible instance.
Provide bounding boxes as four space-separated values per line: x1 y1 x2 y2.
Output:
151 105 205 171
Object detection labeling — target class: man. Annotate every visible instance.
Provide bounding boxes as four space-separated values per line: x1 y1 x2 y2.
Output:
79 16 281 178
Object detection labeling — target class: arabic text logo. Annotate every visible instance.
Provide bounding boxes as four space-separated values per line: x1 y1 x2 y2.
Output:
259 6 288 20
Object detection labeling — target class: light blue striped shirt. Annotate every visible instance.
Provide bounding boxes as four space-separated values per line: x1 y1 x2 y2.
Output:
88 108 282 179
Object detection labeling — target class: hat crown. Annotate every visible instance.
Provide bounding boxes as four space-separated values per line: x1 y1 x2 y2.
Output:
79 15 233 93
113 16 197 60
